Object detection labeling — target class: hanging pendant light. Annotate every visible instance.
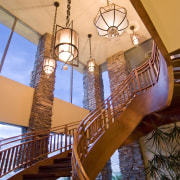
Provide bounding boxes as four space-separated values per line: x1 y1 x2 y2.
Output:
43 58 56 75
54 0 79 66
43 2 59 75
130 25 139 46
94 0 128 39
87 34 96 72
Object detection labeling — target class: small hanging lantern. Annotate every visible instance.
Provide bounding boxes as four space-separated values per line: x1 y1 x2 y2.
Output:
87 34 96 72
94 1 128 39
43 58 56 75
87 58 96 72
54 27 78 64
130 25 139 46
43 2 59 75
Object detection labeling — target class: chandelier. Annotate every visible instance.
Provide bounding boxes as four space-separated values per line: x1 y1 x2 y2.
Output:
87 34 96 72
43 1 79 75
130 25 139 46
94 0 128 39
54 0 79 66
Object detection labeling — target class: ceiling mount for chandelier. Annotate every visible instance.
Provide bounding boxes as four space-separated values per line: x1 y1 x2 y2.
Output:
94 0 129 39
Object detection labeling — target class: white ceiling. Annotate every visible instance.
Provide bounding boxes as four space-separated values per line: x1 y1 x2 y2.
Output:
0 0 151 65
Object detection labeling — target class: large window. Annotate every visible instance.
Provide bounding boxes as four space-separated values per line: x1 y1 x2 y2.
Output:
0 7 40 86
0 123 21 139
1 26 37 86
54 62 84 108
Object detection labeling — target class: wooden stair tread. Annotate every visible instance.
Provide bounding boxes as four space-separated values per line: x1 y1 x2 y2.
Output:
24 172 72 177
39 164 72 169
54 157 71 163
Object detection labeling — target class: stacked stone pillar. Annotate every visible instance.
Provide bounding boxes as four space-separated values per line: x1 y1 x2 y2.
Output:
118 141 145 180
83 64 104 111
83 64 112 179
29 33 56 132
107 51 145 179
107 51 129 92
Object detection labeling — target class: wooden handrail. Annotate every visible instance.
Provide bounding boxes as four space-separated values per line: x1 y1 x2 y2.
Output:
0 120 81 178
72 42 162 179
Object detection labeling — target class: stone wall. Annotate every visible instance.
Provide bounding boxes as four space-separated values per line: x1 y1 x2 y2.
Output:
107 51 145 179
83 64 112 179
28 33 56 132
83 64 104 111
118 141 146 180
107 51 129 92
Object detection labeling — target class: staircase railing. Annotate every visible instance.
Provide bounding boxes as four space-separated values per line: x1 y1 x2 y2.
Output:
72 42 161 179
0 120 81 178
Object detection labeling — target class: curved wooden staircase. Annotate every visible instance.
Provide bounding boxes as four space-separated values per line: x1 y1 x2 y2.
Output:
0 42 175 180
71 42 174 179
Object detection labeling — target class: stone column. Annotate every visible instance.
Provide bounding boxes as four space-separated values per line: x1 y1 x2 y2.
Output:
29 33 56 132
83 64 112 180
83 64 104 111
107 51 129 92
118 141 145 180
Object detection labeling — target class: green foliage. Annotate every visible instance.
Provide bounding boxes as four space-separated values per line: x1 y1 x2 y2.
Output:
144 122 180 180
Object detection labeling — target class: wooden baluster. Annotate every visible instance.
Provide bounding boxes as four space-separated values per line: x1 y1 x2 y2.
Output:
49 135 52 153
8 147 15 172
13 146 18 169
30 136 36 165
60 133 63 152
3 149 10 174
140 72 145 90
69 130 72 149
64 125 68 151
57 133 60 150
107 101 112 126
21 143 26 166
25 142 31 167
149 61 156 84
134 71 142 92
17 145 22 168
0 151 6 176
0 151 3 176
143 71 149 87
53 134 56 152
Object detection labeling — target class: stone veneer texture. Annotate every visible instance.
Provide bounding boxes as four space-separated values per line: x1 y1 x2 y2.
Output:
118 141 145 180
83 65 104 111
107 51 145 179
29 33 56 132
107 51 129 93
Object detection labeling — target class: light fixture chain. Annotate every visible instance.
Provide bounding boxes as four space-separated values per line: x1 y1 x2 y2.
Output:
89 37 92 58
66 0 71 27
51 3 58 57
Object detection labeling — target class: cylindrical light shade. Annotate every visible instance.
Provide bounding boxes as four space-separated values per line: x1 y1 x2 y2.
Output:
43 58 56 75
131 33 139 46
87 58 96 72
54 28 78 63
94 3 128 38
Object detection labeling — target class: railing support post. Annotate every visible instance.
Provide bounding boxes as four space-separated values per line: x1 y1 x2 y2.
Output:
64 125 68 151
135 71 142 92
